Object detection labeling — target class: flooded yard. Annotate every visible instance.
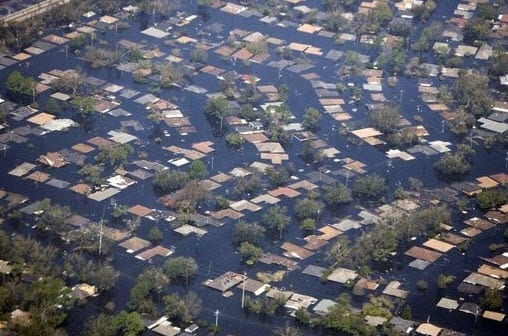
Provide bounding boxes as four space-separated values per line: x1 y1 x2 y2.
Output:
0 1 507 335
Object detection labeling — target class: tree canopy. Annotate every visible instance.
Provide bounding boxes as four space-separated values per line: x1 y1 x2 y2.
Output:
352 174 387 200
263 205 291 240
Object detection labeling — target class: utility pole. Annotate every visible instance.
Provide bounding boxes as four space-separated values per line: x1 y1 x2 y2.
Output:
98 205 106 259
214 309 219 326
241 272 247 309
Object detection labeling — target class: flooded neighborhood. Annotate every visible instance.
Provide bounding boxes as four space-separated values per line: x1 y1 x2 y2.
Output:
0 0 507 335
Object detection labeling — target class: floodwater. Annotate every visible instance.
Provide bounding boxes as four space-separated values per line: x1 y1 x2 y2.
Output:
0 0 507 335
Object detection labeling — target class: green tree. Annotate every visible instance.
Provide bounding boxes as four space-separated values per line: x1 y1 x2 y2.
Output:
412 0 436 21
190 47 208 63
434 152 471 177
163 291 202 324
369 103 401 133
0 286 13 313
128 267 168 313
362 296 393 319
148 226 163 243
83 313 116 336
71 95 95 115
300 141 323 163
90 264 118 291
6 71 37 101
225 133 245 148
352 174 387 200
232 221 266 246
416 280 428 291
413 23 443 52
455 73 493 117
114 311 144 336
299 218 316 232
294 197 323 219
476 188 508 210
79 164 104 187
36 199 72 233
437 274 456 289
273 323 302 336
0 103 7 124
327 236 352 267
239 242 263 264
302 107 321 130
369 3 393 28
263 205 291 240
488 51 508 77
22 277 73 329
188 160 208 179
463 19 490 44
480 289 503 310
238 104 258 121
44 98 62 115
294 306 311 324
265 166 291 187
153 169 189 195
401 305 412 320
478 3 497 20
96 143 134 168
205 96 232 132
323 183 352 207
163 257 198 283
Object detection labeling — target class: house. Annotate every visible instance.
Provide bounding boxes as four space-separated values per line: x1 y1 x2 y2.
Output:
0 260 12 274
237 278 269 296
416 323 441 336
72 283 97 300
500 74 508 86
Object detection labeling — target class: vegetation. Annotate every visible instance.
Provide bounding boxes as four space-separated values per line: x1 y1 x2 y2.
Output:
188 160 208 180
294 196 323 219
480 289 503 310
239 242 263 264
263 205 291 240
71 95 95 115
302 107 321 130
5 71 37 102
114 311 144 336
352 174 387 200
226 133 245 148
455 73 493 117
154 169 190 195
163 291 202 324
463 19 490 44
416 280 428 291
128 267 169 314
163 257 198 283
96 143 134 168
434 144 475 177
205 96 232 132
476 188 508 210
369 103 401 133
232 221 266 246
412 0 436 21
299 218 316 232
437 274 456 289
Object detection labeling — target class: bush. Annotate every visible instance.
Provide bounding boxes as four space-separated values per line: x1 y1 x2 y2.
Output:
416 280 428 291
